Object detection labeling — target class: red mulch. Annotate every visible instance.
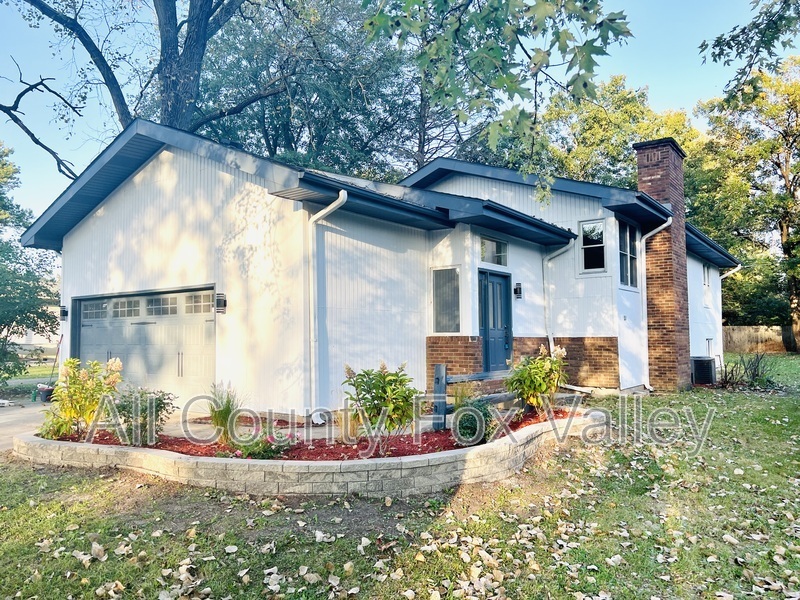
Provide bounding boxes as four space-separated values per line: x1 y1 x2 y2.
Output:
54 408 579 461
190 415 311 428
281 430 459 460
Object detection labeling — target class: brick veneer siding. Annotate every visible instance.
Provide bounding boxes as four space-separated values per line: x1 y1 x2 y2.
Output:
515 337 619 388
426 336 483 391
428 335 620 392
634 138 692 391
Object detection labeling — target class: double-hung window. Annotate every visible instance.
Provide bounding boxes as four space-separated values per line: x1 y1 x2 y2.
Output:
580 221 605 271
618 221 638 287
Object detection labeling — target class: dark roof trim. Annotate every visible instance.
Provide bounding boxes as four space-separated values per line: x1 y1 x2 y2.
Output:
401 156 739 266
632 137 687 159
273 169 575 246
686 223 740 268
290 171 453 231
21 119 301 250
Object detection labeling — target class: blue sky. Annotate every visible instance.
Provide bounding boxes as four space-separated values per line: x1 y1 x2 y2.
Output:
0 0 791 218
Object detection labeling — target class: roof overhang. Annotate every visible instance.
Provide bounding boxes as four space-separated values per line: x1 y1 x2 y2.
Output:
446 200 576 246
686 223 739 268
272 171 452 231
21 119 301 251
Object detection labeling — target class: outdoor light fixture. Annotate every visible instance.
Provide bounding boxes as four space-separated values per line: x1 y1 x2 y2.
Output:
60 305 68 321
514 283 523 299
215 293 227 314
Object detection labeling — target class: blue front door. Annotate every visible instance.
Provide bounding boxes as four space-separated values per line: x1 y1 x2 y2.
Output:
479 271 511 371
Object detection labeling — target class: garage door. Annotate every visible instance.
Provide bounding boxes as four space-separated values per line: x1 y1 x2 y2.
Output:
77 290 216 404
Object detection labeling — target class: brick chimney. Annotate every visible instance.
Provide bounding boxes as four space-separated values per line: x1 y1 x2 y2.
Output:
633 138 692 391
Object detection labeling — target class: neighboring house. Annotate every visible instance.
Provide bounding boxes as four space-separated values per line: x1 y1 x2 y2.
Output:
20 120 738 412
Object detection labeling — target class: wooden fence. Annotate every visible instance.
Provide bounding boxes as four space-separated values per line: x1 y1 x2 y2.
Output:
723 326 791 353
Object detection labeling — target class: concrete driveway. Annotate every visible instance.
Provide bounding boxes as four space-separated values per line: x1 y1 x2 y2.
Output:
0 401 47 451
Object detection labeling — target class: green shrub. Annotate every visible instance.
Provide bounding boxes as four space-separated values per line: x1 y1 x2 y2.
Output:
114 387 177 446
343 362 420 456
40 358 123 439
232 431 297 459
505 344 567 412
454 398 496 445
208 382 241 446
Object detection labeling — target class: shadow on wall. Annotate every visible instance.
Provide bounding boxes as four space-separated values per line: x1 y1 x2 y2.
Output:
315 212 428 411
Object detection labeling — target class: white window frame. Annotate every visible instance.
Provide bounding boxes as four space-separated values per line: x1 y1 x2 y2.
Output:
703 263 712 307
618 220 639 288
480 236 508 267
580 220 606 273
432 266 461 334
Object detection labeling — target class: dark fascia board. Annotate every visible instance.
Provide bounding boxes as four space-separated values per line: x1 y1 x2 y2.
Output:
21 119 302 250
290 170 575 245
293 171 452 229
686 222 740 268
402 157 740 266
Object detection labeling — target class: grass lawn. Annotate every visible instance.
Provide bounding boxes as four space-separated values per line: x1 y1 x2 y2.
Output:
13 363 59 380
1 357 799 599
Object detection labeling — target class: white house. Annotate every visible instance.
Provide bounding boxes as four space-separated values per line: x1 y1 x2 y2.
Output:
21 120 738 413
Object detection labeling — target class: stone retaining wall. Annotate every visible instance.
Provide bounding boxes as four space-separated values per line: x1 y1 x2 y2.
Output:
12 414 600 497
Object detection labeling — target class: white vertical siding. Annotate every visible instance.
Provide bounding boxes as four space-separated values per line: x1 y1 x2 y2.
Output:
315 212 429 408
62 148 308 413
687 254 724 359
430 173 618 338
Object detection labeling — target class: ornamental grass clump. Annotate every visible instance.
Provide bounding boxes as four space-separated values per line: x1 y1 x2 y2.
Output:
343 362 420 456
40 357 123 439
505 344 567 412
208 382 242 446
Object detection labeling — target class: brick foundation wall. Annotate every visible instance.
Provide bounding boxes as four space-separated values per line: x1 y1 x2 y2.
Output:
514 337 619 389
555 337 619 389
634 138 692 391
426 336 483 391
428 335 620 392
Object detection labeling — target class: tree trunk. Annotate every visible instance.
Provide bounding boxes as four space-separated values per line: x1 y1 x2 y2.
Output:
789 276 800 352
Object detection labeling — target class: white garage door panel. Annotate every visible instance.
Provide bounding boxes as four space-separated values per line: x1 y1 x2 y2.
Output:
78 291 215 404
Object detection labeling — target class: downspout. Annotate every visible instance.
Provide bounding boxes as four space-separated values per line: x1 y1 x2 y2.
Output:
307 190 348 422
542 239 575 352
639 216 673 391
720 264 742 280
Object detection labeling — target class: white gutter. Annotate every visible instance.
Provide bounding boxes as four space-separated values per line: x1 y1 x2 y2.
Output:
307 190 348 422
542 239 575 352
638 216 673 391
720 264 742 280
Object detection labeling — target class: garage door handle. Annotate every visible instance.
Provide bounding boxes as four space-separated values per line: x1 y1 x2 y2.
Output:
132 321 156 325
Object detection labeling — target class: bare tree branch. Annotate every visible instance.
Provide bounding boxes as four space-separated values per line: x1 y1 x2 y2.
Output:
189 75 288 132
1 68 81 179
20 0 133 128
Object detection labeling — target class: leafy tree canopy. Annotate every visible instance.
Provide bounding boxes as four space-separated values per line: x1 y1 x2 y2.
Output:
6 0 631 176
690 57 800 335
0 144 59 383
702 0 800 96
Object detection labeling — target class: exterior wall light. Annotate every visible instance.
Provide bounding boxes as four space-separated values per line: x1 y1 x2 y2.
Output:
513 283 523 299
60 305 69 321
215 293 227 314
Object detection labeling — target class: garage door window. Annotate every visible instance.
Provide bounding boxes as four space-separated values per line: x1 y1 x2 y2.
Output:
147 297 177 316
82 301 107 320
112 299 140 318
186 293 213 314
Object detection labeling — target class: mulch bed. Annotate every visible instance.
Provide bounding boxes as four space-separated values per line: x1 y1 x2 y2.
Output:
53 408 577 461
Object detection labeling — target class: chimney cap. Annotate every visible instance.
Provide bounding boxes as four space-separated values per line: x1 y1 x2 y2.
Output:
632 137 686 159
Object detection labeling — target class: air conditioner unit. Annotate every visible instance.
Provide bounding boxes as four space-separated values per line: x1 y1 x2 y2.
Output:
691 356 717 385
